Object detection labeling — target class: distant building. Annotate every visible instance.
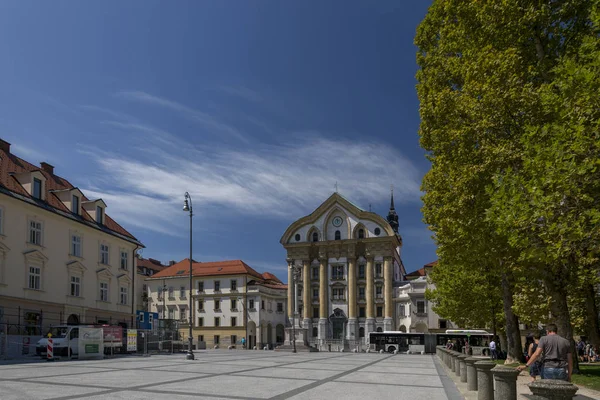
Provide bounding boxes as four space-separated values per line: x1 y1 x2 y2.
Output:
397 261 457 333
135 256 167 312
146 259 287 349
280 192 406 345
0 138 144 333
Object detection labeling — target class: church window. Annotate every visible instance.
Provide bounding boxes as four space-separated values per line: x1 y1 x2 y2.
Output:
359 327 365 338
312 232 318 242
358 229 364 239
312 327 318 337
331 265 344 280
374 227 381 236
334 230 341 240
294 234 300 241
358 265 365 279
359 307 365 318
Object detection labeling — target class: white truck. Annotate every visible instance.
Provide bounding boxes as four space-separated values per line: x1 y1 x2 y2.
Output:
36 325 123 358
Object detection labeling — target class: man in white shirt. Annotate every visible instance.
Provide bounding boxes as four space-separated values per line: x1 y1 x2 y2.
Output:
489 339 497 360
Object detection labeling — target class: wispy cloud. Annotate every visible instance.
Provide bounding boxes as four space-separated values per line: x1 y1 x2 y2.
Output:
81 129 422 236
78 105 137 122
116 90 247 142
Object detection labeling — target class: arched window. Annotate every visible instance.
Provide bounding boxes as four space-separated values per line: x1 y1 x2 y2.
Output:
294 234 301 242
376 327 383 332
312 232 318 242
358 229 364 239
359 327 365 338
335 230 341 240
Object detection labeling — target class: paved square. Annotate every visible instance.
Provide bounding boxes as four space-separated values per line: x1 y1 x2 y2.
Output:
0 351 463 400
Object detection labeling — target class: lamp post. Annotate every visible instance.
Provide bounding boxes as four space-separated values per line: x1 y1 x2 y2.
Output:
183 192 195 360
287 258 301 353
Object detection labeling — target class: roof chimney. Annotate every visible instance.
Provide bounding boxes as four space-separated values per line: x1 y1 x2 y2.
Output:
40 162 54 175
0 139 10 153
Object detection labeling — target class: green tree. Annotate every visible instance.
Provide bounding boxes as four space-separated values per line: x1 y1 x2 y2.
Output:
487 2 600 353
416 0 596 363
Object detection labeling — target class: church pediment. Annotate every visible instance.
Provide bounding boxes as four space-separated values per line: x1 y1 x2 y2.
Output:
281 192 396 244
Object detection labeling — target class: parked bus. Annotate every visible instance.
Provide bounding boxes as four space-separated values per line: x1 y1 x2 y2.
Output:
369 329 493 354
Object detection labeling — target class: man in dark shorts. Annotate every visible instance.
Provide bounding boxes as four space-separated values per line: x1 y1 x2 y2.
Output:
517 324 572 381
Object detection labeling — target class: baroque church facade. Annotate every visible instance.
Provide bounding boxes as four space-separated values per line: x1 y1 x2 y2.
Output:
280 192 406 344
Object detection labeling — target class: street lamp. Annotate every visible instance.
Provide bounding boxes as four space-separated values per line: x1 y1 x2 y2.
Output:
183 192 195 360
287 258 301 353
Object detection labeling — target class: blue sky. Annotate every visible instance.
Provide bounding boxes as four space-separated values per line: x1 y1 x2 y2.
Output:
0 1 435 280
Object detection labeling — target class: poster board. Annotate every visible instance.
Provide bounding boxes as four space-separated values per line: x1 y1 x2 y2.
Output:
78 328 104 360
127 329 137 352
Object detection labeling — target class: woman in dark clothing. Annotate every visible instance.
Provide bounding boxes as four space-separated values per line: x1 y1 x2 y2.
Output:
528 334 542 382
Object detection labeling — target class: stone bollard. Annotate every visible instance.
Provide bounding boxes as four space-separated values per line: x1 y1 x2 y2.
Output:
528 379 579 400
465 357 479 391
458 355 468 383
475 361 496 400
491 366 520 400
454 353 462 377
449 352 456 372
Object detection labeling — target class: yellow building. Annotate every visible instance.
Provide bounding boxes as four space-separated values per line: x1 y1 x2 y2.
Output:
280 192 405 345
0 139 144 333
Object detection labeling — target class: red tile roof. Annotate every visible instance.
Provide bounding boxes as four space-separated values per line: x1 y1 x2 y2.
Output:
262 272 282 283
136 257 167 273
151 259 265 280
0 140 141 246
405 268 425 279
424 260 438 267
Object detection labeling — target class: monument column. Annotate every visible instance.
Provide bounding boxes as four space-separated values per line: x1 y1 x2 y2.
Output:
383 256 393 331
287 262 294 324
347 256 358 340
365 256 375 338
302 260 312 332
318 257 328 340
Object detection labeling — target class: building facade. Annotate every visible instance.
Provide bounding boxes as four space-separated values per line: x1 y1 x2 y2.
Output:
146 259 287 349
0 139 144 333
280 192 406 344
134 256 167 313
397 261 457 333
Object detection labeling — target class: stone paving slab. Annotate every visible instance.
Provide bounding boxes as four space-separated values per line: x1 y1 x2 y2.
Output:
0 351 465 400
286 381 449 400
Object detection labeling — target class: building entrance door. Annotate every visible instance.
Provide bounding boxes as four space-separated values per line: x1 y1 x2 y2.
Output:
328 308 347 340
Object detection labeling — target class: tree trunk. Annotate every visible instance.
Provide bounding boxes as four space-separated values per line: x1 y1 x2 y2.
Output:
501 272 524 363
584 283 600 347
547 276 579 373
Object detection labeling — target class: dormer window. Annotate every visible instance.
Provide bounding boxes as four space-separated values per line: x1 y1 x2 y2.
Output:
72 195 80 214
358 229 365 239
312 232 318 242
96 206 103 224
33 178 42 199
335 230 341 240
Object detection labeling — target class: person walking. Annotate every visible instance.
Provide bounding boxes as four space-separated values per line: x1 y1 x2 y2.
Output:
489 338 497 360
527 334 542 382
241 337 246 349
517 323 572 381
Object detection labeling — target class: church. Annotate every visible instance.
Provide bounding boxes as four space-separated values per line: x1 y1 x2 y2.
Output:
280 192 405 345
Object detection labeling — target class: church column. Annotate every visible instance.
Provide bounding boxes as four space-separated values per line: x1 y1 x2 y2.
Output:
318 257 328 340
383 256 393 331
365 256 375 339
302 260 312 333
287 264 294 324
347 256 358 340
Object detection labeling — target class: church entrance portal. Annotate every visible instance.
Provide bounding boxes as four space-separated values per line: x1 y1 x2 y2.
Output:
329 308 347 340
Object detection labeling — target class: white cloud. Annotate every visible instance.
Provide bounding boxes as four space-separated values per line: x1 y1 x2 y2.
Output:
116 90 247 142
82 130 422 236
